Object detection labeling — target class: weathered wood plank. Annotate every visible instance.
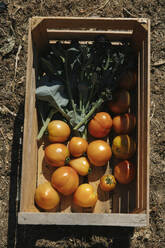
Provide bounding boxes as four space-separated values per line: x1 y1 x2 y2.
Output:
18 212 148 226
46 30 133 42
20 19 38 212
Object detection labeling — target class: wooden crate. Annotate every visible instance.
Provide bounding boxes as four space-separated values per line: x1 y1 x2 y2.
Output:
18 17 150 226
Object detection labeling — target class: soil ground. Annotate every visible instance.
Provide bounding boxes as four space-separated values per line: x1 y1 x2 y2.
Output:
0 0 165 247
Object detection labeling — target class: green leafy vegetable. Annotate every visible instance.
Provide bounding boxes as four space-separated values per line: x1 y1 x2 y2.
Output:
36 36 137 139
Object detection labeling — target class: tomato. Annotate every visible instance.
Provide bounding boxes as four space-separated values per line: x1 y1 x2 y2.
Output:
112 135 136 160
100 174 117 192
47 120 71 143
112 113 136 134
69 157 90 176
114 160 135 184
119 70 137 90
87 140 112 166
45 143 70 167
88 112 112 138
73 184 97 207
51 166 79 195
108 89 130 114
68 137 88 157
34 182 60 210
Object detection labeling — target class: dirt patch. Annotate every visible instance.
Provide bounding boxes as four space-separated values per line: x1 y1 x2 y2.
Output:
0 0 165 247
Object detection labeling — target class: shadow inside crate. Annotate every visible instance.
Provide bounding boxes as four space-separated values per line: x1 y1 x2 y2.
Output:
7 103 134 248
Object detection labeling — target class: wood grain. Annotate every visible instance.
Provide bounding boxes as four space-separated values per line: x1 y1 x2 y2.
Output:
18 212 148 226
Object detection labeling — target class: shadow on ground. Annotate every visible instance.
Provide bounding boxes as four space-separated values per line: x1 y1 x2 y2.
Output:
7 103 134 248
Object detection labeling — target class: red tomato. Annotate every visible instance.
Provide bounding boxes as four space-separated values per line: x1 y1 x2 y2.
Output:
73 184 97 207
88 112 112 138
87 140 112 166
119 70 137 90
68 137 88 157
100 174 117 192
51 166 79 195
34 182 60 210
48 120 71 143
45 143 70 167
112 113 136 134
108 89 130 114
114 160 135 184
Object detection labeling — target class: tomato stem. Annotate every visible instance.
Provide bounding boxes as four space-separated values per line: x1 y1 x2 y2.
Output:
73 98 104 130
65 156 70 164
88 168 92 174
105 176 114 185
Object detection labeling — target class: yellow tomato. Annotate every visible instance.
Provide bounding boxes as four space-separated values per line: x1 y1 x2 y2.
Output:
51 166 79 196
73 184 97 207
112 135 136 160
48 120 71 143
69 157 90 176
34 182 60 210
45 143 70 167
100 174 116 192
68 137 88 157
88 112 112 138
87 140 112 166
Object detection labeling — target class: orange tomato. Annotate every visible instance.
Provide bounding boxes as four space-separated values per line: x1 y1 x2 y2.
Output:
108 89 130 114
69 157 90 176
68 137 88 157
112 113 136 134
34 182 60 210
100 174 116 192
112 135 136 160
45 143 70 167
88 112 112 138
73 184 97 207
48 120 71 143
114 160 136 184
51 166 79 195
87 140 112 166
119 70 137 90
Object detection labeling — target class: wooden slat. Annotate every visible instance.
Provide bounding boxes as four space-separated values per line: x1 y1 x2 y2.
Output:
46 29 132 42
112 175 136 213
140 41 145 210
31 19 49 52
87 164 111 214
20 19 38 212
31 17 148 51
132 21 148 50
142 19 150 215
18 212 148 226
136 51 141 210
42 17 147 30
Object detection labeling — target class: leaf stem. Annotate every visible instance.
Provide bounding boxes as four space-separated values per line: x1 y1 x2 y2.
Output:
79 93 83 111
37 108 57 140
52 100 71 122
65 52 77 120
85 73 97 111
73 98 104 130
